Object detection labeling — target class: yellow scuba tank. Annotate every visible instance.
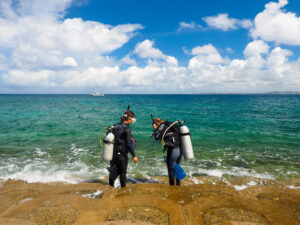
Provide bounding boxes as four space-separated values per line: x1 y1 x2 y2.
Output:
179 124 194 159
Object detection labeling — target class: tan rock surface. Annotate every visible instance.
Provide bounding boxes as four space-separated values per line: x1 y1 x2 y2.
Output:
213 222 265 225
90 220 154 225
0 178 299 225
0 218 37 225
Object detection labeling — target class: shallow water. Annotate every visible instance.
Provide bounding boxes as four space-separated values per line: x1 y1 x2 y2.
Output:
0 94 299 183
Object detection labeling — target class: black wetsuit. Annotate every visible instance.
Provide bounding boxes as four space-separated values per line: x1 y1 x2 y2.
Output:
154 121 182 185
108 122 136 188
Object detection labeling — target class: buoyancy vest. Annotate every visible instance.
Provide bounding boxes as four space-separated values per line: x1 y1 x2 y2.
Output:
159 121 180 148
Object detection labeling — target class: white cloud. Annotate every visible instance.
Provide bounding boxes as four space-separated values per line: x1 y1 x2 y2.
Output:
0 0 18 20
1 0 300 93
177 21 201 31
0 0 143 72
133 40 178 67
266 47 292 80
62 66 121 88
62 57 78 67
3 70 56 87
121 54 137 66
243 40 269 57
243 40 270 69
251 0 300 45
2 40 300 93
134 40 166 59
189 44 224 65
203 13 252 31
191 44 219 55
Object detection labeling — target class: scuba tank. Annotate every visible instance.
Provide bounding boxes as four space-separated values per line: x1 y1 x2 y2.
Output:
154 115 194 160
102 132 115 161
179 123 194 159
100 126 115 161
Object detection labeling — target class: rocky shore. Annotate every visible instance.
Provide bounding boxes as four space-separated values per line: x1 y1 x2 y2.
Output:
0 177 299 225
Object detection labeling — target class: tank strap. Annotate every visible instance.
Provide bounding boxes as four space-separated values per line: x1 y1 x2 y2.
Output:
179 132 191 136
103 140 115 144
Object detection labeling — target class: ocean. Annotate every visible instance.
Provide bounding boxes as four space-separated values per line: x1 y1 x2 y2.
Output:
0 94 299 184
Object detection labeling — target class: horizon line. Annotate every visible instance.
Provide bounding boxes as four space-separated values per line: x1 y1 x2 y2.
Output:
1 92 300 95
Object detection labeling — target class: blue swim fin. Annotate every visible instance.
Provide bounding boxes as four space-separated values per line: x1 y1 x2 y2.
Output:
163 156 186 180
174 163 186 180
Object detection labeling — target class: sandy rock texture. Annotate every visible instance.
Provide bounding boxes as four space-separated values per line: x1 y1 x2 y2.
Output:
0 177 299 225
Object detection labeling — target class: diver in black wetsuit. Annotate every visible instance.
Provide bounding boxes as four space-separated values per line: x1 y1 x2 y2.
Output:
152 117 182 186
108 107 138 188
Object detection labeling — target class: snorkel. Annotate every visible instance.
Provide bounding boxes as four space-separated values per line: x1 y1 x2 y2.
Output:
150 114 156 137
151 113 156 126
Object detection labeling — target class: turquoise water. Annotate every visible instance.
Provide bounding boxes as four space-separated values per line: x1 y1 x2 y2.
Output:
0 94 299 183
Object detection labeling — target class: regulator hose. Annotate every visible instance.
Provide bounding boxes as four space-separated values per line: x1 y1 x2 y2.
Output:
161 120 180 146
99 126 108 150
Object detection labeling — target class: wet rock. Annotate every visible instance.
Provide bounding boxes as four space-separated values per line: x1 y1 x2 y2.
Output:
213 222 265 225
294 212 300 222
2 189 40 202
107 206 169 225
2 179 27 187
90 221 154 225
191 191 232 199
203 208 269 225
17 205 79 225
0 218 37 225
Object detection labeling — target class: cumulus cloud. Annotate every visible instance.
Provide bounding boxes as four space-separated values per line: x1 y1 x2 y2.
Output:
121 54 137 66
133 40 178 68
2 40 300 93
3 70 56 87
186 40 300 92
203 13 252 31
191 44 219 55
1 0 300 93
189 44 224 65
251 0 300 45
134 40 166 59
243 40 269 69
177 21 202 31
62 57 78 67
0 0 143 72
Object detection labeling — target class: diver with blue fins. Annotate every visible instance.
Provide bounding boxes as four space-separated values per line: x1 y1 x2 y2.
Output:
151 115 184 186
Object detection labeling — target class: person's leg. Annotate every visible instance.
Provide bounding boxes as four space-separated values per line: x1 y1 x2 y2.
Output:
176 148 183 186
167 147 180 185
108 160 119 187
166 148 174 185
118 154 128 188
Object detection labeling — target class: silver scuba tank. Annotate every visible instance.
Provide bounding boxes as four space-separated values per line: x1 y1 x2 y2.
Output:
102 132 115 161
179 125 194 159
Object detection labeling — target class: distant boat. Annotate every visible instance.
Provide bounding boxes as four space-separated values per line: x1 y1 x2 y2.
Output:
91 91 104 96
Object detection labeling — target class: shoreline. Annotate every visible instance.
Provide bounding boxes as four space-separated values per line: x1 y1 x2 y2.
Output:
0 177 300 225
1 175 300 191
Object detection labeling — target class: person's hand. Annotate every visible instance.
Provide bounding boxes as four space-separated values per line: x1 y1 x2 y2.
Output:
133 156 138 163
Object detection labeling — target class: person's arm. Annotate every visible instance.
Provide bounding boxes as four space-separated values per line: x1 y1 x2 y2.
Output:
124 126 136 158
154 129 162 140
154 123 165 140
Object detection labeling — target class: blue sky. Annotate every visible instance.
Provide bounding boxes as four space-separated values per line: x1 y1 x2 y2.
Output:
67 0 270 60
1 0 300 93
